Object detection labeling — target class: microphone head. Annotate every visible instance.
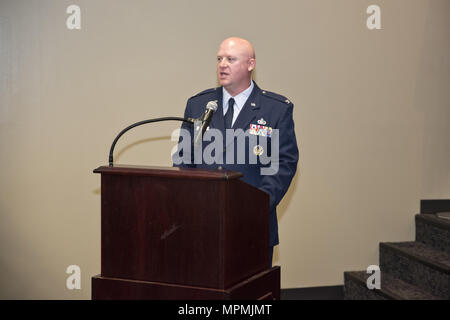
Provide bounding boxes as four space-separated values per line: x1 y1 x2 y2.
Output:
206 100 218 112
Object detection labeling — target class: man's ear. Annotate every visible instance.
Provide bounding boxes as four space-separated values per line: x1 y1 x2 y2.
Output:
248 58 256 72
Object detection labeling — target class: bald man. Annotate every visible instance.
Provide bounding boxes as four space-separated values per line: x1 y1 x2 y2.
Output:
216 37 255 96
174 37 299 267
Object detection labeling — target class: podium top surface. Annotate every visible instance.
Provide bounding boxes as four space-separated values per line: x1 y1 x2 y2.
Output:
94 164 243 180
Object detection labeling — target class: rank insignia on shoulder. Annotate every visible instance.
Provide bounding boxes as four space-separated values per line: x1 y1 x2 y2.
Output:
262 89 292 105
249 123 272 137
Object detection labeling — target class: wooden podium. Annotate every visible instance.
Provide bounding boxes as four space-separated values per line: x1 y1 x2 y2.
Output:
91 165 280 300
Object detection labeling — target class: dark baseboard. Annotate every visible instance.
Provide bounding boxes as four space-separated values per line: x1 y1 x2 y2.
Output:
280 285 344 300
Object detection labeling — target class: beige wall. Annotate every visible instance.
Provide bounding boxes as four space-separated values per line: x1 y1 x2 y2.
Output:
0 0 449 299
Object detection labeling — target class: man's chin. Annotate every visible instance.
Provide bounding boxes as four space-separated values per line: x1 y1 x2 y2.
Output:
219 79 230 87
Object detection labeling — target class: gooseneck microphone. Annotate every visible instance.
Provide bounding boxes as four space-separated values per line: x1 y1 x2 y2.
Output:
108 100 218 166
108 116 195 166
193 100 218 145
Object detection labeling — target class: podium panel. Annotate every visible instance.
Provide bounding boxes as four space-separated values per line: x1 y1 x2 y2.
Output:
92 267 280 300
93 165 276 299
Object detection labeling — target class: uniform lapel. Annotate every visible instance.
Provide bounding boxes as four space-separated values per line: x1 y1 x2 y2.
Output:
209 88 225 133
226 83 262 147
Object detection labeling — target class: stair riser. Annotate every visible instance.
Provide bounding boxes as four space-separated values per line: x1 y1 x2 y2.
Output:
380 245 449 299
415 218 450 254
344 278 388 300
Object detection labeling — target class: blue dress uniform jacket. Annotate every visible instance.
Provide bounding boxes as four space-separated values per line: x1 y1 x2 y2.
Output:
174 82 299 246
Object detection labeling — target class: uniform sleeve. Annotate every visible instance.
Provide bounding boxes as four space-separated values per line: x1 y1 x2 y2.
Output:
259 103 299 211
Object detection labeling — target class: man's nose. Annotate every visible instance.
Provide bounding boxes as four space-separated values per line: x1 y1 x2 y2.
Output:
218 58 228 68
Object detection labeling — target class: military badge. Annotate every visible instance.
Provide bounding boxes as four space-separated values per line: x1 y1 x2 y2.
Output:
249 123 272 137
253 145 264 156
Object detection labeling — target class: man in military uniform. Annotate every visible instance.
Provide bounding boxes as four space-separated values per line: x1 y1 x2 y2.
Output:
173 37 299 266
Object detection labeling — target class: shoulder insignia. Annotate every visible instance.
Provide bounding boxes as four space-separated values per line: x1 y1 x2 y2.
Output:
188 87 218 100
261 90 292 105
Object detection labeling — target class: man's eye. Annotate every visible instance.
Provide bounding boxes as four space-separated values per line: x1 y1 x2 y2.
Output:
217 57 236 63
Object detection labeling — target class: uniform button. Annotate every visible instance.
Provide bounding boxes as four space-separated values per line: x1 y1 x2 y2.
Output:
218 166 223 170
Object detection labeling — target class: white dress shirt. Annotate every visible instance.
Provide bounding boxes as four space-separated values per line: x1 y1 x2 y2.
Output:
222 80 255 127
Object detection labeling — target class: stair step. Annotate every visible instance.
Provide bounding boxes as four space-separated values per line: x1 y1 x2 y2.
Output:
380 241 450 298
344 271 442 300
381 242 450 273
415 214 450 254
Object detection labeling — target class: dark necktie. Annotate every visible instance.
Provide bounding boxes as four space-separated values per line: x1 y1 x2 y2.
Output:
224 98 235 129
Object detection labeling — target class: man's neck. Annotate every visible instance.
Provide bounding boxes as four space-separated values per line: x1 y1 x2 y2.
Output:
225 80 252 97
